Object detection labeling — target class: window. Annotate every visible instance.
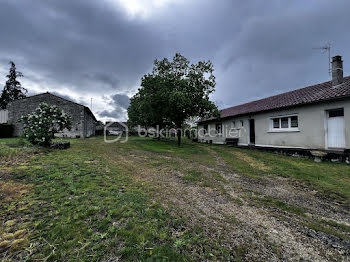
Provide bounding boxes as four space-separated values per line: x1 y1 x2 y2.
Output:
291 116 298 127
270 115 299 131
329 108 344 118
232 121 236 128
216 123 222 134
240 120 244 127
281 117 289 128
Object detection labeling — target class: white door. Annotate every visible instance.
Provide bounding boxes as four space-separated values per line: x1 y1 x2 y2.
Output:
327 109 345 148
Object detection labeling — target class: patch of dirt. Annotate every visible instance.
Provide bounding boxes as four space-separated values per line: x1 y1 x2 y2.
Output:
114 150 350 261
0 181 33 203
232 151 271 171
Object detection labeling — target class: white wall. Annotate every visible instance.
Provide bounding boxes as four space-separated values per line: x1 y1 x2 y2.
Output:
198 98 350 150
0 110 8 124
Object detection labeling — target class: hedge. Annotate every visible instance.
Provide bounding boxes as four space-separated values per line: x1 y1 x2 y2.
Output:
0 124 14 138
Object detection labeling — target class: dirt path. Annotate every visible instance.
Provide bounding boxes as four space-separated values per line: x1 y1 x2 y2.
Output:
114 149 350 261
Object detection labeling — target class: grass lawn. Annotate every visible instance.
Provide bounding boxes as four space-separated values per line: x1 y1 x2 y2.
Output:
1 136 349 261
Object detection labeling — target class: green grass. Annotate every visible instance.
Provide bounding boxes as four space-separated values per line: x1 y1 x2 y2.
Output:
0 137 33 158
0 137 235 261
217 146 350 202
2 139 190 261
320 218 350 233
304 222 350 241
1 136 350 260
184 170 203 183
254 196 305 216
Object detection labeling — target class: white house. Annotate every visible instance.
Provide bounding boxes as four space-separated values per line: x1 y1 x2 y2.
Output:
198 56 350 152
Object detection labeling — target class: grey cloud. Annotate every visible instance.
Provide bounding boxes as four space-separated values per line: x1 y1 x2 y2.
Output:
99 108 125 120
0 0 166 95
1 0 350 119
97 93 129 121
110 94 130 109
51 91 78 103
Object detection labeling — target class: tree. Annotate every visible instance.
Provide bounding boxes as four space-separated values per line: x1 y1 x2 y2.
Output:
128 53 218 145
0 61 27 109
154 53 218 145
128 75 170 139
19 103 72 147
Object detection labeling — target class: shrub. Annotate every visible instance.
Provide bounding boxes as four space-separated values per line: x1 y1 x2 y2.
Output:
0 124 14 138
19 103 72 147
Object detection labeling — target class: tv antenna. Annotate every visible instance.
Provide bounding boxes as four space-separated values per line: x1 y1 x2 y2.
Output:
313 43 331 76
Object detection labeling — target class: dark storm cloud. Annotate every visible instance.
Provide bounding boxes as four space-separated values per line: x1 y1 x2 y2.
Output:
1 0 350 118
99 107 125 120
0 0 166 95
51 91 78 103
98 93 129 120
110 94 130 109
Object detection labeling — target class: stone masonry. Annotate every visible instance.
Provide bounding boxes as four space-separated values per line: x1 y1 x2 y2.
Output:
7 92 97 138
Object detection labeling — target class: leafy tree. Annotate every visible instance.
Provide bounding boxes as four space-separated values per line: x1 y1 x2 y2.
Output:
128 75 169 138
128 91 150 129
19 103 72 147
0 61 27 109
128 53 218 145
154 53 218 145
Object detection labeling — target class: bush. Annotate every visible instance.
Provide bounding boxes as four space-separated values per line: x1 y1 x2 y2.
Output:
19 103 72 147
0 124 14 138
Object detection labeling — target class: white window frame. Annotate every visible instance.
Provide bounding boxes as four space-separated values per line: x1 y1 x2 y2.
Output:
269 114 300 133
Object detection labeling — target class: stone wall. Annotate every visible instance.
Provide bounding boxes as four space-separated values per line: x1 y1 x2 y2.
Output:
7 93 95 138
84 110 96 137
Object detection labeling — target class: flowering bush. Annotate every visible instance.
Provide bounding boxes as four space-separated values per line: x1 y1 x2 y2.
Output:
19 103 72 146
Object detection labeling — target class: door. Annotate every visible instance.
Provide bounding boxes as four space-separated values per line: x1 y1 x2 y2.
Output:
327 109 345 149
249 119 255 144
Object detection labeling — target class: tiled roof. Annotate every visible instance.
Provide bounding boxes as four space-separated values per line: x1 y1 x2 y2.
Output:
106 122 128 129
201 76 350 122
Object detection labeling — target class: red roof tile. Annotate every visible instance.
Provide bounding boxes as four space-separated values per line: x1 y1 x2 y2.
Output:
201 76 350 122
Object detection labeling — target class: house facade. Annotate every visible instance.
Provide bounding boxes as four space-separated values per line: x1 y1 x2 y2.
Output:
198 56 350 151
7 92 97 138
105 121 128 135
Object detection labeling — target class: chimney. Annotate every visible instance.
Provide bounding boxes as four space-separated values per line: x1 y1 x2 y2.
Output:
332 55 343 87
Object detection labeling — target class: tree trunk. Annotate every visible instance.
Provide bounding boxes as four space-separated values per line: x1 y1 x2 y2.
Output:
177 129 181 146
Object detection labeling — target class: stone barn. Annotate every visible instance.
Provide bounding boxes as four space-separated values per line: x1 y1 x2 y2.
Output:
7 92 97 138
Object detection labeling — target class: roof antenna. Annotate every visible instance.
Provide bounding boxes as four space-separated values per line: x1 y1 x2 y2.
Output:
313 42 331 76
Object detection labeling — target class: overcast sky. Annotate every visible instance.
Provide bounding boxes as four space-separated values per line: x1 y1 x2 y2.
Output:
1 0 350 122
